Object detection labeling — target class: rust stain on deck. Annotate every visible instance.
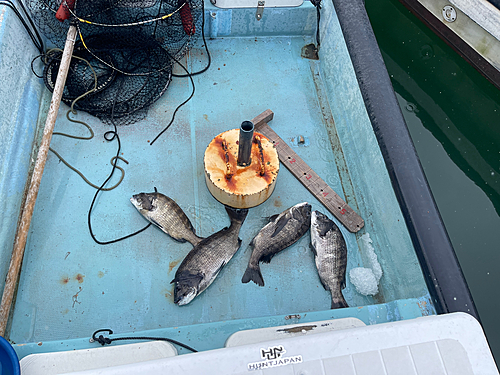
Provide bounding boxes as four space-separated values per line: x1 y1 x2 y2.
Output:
162 287 174 302
169 260 180 273
97 271 105 278
417 299 432 316
60 276 70 285
75 273 85 283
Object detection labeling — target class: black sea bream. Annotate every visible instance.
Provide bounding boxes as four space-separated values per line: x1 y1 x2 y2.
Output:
172 206 248 305
242 202 311 286
310 210 348 309
130 191 203 246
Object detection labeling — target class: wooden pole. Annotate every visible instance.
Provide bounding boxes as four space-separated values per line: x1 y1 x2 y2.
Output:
0 25 78 336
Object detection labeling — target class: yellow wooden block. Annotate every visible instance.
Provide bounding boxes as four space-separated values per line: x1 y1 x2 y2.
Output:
204 129 279 208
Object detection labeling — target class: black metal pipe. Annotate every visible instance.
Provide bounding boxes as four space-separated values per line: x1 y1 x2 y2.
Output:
237 121 254 167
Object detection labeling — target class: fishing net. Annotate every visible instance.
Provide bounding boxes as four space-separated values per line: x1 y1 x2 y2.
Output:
27 0 203 125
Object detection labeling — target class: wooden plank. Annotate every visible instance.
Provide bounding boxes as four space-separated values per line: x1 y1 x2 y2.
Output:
251 114 364 232
250 109 274 128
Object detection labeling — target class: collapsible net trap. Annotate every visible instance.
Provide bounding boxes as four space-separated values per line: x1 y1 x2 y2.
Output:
27 0 203 125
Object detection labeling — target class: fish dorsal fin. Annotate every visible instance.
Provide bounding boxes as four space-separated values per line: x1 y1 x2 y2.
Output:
318 220 335 237
270 215 290 238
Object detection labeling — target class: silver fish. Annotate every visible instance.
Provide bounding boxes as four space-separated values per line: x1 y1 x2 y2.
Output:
130 192 203 246
242 202 311 286
310 210 348 309
172 206 248 305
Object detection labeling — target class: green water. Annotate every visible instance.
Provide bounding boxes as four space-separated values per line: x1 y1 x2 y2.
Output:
365 0 500 365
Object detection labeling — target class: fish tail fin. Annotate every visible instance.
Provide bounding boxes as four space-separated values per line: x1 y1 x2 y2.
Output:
225 206 249 225
241 265 265 286
331 294 348 309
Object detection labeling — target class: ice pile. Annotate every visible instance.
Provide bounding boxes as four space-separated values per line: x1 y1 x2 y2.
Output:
349 233 383 296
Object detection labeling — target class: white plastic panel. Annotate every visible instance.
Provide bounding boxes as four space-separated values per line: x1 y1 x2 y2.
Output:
225 318 366 347
60 313 498 375
20 341 177 375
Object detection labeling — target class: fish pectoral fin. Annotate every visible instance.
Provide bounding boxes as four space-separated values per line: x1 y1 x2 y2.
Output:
319 221 335 237
267 214 279 222
292 208 303 221
149 218 164 230
270 215 290 238
214 261 226 277
171 272 203 284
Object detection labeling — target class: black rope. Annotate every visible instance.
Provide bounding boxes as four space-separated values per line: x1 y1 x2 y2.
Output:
310 0 321 48
87 78 152 245
149 4 211 145
172 4 211 78
92 329 198 353
0 0 44 54
149 51 196 145
31 54 45 78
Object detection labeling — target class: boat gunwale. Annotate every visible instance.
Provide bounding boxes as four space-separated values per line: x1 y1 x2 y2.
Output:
332 0 478 319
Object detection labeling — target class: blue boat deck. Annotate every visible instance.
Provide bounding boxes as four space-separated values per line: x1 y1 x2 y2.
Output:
0 1 434 358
